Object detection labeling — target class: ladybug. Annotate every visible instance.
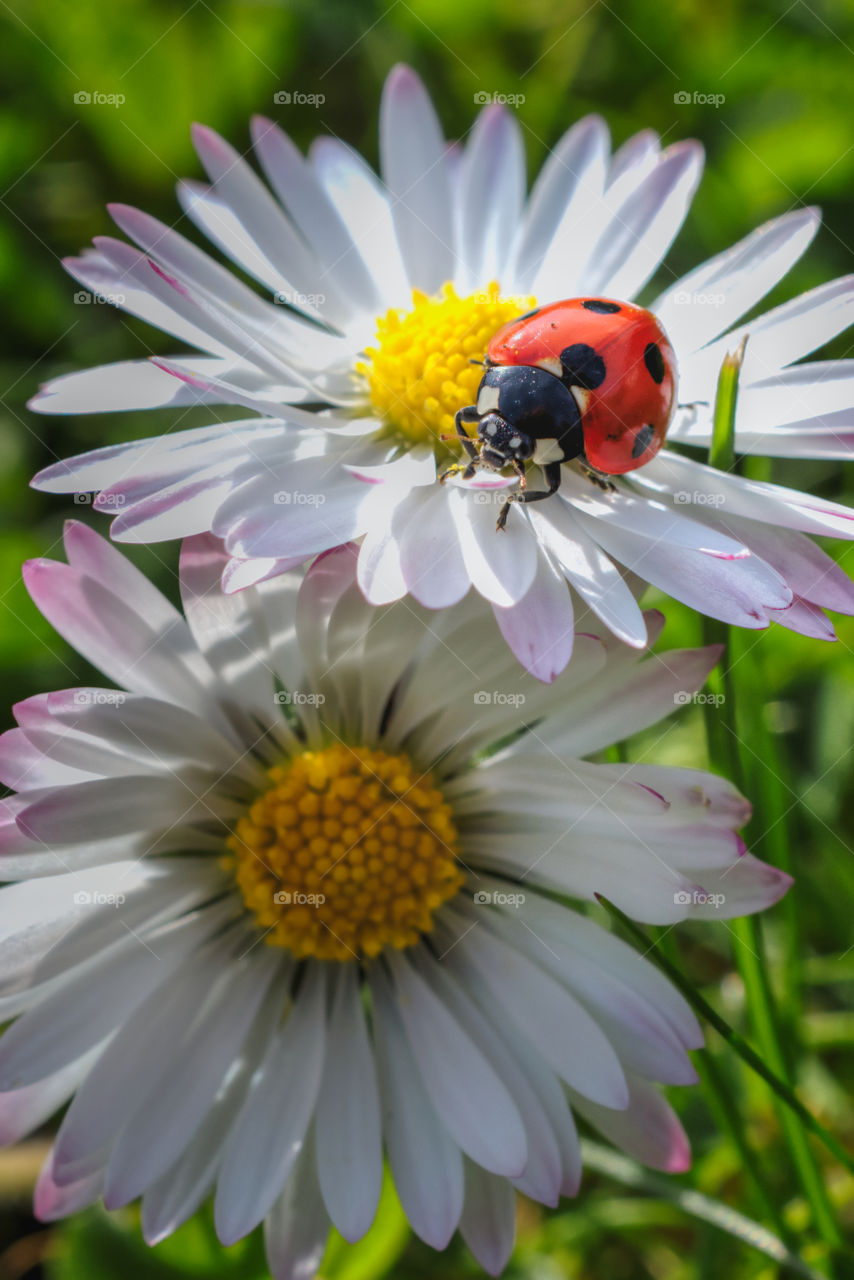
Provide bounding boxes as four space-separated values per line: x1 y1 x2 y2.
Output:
441 297 677 530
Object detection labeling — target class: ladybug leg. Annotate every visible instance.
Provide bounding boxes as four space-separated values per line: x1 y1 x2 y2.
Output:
496 462 562 532
676 399 710 429
440 459 480 484
439 406 482 484
453 405 482 461
578 459 616 492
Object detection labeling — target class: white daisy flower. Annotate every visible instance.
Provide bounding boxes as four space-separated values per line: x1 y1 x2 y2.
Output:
30 63 854 682
0 525 789 1275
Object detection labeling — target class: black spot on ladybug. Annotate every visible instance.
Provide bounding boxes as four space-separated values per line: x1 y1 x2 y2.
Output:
582 299 621 314
644 342 665 384
514 308 540 322
632 424 656 459
560 343 606 390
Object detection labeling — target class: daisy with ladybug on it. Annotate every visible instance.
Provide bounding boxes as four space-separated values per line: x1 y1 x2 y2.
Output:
30 64 854 678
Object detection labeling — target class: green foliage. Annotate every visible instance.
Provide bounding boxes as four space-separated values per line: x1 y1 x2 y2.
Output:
47 1207 269 1279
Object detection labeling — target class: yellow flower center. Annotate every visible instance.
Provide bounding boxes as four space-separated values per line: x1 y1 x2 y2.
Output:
224 744 463 962
358 281 536 446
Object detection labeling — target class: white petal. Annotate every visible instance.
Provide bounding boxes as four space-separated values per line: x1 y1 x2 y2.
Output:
264 1138 330 1280
141 984 282 1244
369 966 464 1248
654 208 820 354
190 124 350 326
533 641 721 757
578 142 703 301
251 116 382 314
528 501 648 647
380 65 454 292
492 553 574 682
386 950 528 1177
309 137 409 308
448 487 538 607
573 1075 690 1172
442 911 628 1108
513 115 609 294
483 905 697 1084
459 1160 517 1277
215 965 326 1244
103 949 278 1206
356 490 410 606
60 247 228 356
0 1048 99 1146
634 449 854 540
681 275 854 399
494 888 702 1047
28 357 260 415
179 533 276 717
32 419 275 496
398 485 470 610
31 863 226 990
702 512 854 613
0 915 200 1089
458 105 525 289
177 179 294 301
416 947 563 1207
35 1151 104 1222
22 557 215 714
314 965 383 1242
575 510 791 627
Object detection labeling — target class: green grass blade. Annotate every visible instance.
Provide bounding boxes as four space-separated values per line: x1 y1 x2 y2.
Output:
579 1140 828 1280
596 895 854 1181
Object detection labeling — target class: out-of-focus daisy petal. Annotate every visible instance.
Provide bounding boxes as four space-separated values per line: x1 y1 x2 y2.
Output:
0 529 789 1274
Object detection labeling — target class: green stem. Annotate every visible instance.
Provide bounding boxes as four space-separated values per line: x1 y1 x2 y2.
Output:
598 896 854 1183
725 631 802 1033
698 340 842 1255
655 931 789 1238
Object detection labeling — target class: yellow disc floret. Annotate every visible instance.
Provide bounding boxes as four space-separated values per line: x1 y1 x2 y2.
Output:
358 281 536 446
224 744 462 961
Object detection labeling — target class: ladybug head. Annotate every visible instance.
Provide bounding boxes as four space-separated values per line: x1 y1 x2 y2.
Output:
476 413 536 470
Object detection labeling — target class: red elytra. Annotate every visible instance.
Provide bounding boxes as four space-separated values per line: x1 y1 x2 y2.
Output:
486 297 678 474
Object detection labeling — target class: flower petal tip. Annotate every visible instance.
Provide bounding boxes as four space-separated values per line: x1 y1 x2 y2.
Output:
665 1130 692 1174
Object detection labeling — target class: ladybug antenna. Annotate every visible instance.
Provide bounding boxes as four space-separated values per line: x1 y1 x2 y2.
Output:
469 358 484 367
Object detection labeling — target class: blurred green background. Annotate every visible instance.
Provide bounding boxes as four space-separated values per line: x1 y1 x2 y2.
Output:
1 0 853 1277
